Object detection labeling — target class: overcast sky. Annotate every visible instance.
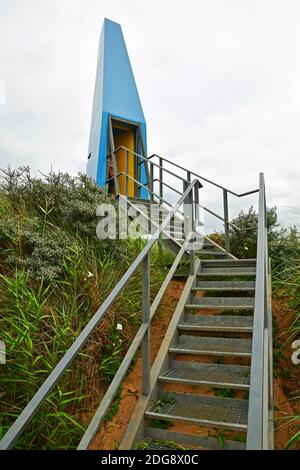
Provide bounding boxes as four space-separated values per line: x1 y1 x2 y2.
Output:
1 0 300 229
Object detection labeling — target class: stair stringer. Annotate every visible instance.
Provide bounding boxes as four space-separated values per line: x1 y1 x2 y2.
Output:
121 196 237 260
119 260 200 450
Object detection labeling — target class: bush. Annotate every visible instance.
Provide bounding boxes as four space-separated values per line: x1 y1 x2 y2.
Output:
213 205 300 266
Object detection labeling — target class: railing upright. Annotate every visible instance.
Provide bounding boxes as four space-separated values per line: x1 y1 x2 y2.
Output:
194 181 200 226
189 188 195 275
125 149 129 197
142 253 150 395
150 162 154 203
159 157 163 203
223 189 230 253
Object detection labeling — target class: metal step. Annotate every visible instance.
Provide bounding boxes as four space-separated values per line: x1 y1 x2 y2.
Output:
197 250 228 257
159 361 250 389
194 280 255 291
198 270 256 277
169 336 252 357
186 297 254 310
144 427 246 450
203 239 219 247
178 315 253 332
200 267 256 275
127 197 152 205
202 259 256 267
135 437 194 450
145 392 248 431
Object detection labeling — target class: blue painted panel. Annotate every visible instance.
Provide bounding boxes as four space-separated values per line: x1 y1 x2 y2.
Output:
96 111 109 186
102 20 145 123
139 122 148 199
87 26 105 181
87 19 148 198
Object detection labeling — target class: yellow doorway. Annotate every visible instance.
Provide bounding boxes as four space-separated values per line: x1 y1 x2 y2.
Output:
112 122 135 197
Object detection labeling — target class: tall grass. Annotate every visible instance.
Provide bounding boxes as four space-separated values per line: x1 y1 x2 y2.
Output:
273 258 300 448
273 259 300 343
0 168 173 448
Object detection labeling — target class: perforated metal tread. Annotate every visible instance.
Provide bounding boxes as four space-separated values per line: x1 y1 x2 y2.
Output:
178 315 253 332
135 438 194 450
146 392 248 431
159 362 250 389
194 280 256 291
197 250 228 257
197 271 255 278
201 259 256 266
201 266 256 274
170 336 252 356
187 297 254 309
144 427 247 450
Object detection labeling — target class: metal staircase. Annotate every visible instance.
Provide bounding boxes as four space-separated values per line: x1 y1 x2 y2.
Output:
120 257 256 450
0 148 273 451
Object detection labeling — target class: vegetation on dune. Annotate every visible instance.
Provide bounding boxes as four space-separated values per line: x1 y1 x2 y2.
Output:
1 167 300 449
210 205 300 267
272 259 300 448
0 167 172 449
211 205 300 448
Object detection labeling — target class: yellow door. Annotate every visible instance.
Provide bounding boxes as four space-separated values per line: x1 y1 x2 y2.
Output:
112 122 135 197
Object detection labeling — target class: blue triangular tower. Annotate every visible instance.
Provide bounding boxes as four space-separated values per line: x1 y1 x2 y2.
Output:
87 19 148 198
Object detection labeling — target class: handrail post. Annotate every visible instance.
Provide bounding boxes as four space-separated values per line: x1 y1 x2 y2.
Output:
136 150 141 198
183 181 188 238
194 180 200 226
159 157 163 204
223 189 230 252
189 188 195 275
150 162 154 203
112 151 120 196
182 180 195 274
142 253 150 396
125 150 129 197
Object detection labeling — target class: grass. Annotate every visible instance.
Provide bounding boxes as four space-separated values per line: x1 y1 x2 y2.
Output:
213 388 234 398
150 419 173 430
0 168 179 449
135 438 190 450
103 387 122 423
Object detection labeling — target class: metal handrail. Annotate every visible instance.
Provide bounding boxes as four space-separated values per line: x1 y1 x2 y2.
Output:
246 173 273 449
108 146 259 252
149 153 259 197
108 168 246 233
0 179 200 450
77 228 195 449
111 171 246 237
107 171 187 221
110 146 190 184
